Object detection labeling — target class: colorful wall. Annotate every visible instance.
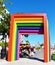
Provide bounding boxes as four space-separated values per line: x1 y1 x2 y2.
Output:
8 14 50 62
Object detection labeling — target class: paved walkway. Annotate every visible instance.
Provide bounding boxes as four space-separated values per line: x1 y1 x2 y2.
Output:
0 58 55 65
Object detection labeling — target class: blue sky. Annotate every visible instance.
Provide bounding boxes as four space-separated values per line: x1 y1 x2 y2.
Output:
4 0 55 45
22 34 44 46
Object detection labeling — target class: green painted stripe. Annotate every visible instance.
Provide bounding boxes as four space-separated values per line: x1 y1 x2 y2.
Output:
13 25 17 60
16 23 43 26
15 23 44 60
15 26 17 60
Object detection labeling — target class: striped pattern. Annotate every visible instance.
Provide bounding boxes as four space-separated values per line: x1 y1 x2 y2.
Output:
8 14 50 62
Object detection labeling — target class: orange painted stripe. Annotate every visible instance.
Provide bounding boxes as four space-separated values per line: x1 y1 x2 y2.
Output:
14 18 43 21
44 15 48 62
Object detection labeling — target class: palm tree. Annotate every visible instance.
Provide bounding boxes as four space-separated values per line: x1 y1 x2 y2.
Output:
23 34 29 37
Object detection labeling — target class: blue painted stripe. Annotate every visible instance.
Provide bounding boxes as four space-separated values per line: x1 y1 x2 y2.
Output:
17 26 44 30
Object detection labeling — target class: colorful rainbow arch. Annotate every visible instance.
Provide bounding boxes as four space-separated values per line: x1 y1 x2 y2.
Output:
8 14 50 62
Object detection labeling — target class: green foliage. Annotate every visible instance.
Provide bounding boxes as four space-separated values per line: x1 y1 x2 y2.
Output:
26 40 30 44
0 0 11 39
0 13 11 38
0 0 10 14
40 43 44 47
0 0 12 5
52 54 55 60
0 42 8 47
0 0 3 4
5 0 12 4
35 47 40 51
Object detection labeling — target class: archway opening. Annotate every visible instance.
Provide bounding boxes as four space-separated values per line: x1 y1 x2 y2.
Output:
19 34 44 61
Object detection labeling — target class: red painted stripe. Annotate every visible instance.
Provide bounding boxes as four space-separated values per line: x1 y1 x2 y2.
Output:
12 14 46 18
8 15 14 61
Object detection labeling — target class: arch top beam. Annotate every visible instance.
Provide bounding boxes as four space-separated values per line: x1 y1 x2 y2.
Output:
12 13 46 18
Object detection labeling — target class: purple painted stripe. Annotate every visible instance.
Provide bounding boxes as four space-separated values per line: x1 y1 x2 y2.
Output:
16 29 44 59
19 30 43 33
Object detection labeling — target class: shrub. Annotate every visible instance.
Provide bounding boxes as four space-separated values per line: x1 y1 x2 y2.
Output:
0 42 8 47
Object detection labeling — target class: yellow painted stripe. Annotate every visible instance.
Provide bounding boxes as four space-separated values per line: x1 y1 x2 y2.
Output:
14 20 43 23
46 20 49 62
46 21 49 62
14 18 43 23
47 20 49 62
11 23 16 61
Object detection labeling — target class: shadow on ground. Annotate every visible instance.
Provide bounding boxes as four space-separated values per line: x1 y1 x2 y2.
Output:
28 57 44 62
